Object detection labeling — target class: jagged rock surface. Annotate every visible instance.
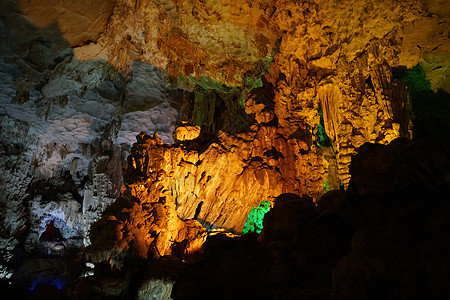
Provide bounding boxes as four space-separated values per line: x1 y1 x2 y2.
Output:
83 196 208 269
0 0 449 298
126 130 326 233
17 0 450 188
0 1 179 278
172 139 450 300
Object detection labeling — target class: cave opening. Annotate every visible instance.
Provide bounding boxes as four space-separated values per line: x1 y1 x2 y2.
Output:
39 220 63 242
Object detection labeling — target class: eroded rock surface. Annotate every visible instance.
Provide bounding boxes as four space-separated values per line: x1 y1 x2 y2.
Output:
172 139 450 300
125 130 326 233
0 0 449 298
0 1 179 279
83 196 208 269
16 0 450 188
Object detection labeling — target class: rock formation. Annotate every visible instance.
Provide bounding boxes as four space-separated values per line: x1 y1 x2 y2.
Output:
125 129 325 233
172 139 450 299
0 0 449 299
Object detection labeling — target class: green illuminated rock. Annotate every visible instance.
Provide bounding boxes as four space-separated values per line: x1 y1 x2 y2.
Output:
242 200 271 235
316 109 332 148
324 177 331 193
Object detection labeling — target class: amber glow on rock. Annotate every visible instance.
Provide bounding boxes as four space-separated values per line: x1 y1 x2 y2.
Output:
125 130 326 233
0 0 449 298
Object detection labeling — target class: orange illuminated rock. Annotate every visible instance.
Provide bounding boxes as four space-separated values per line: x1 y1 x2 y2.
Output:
83 197 208 268
174 125 201 141
18 0 280 86
125 130 326 233
18 0 116 47
1 0 450 297
16 0 449 188
172 140 450 299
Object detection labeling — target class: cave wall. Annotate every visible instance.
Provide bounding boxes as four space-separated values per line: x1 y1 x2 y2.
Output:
0 0 449 294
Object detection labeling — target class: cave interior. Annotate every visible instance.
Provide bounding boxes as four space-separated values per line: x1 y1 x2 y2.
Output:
0 0 450 299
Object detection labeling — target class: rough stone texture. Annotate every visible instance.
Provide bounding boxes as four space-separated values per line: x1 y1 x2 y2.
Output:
172 139 450 300
35 0 278 86
1 0 447 233
0 0 449 298
174 125 201 141
138 278 174 300
0 0 180 278
17 0 116 48
125 130 326 233
265 0 447 186
136 256 184 300
119 60 179 145
172 193 355 300
17 0 449 188
26 192 83 255
82 196 208 269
